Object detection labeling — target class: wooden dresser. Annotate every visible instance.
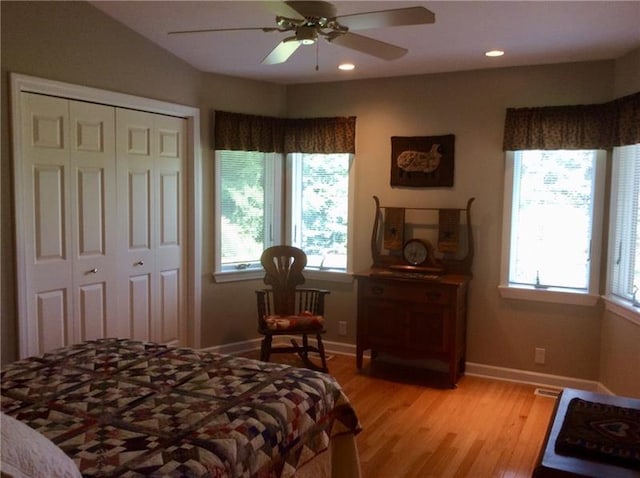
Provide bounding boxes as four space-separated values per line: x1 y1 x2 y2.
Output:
356 196 474 386
355 270 470 386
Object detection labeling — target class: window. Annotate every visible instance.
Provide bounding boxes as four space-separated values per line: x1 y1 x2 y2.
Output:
607 144 640 312
288 153 352 272
214 150 353 281
500 149 605 305
215 150 281 276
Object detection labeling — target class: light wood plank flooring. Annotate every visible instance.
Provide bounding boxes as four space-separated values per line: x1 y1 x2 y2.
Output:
249 351 557 478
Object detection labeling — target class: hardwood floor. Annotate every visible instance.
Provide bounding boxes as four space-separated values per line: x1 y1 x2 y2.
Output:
250 351 558 478
332 354 557 478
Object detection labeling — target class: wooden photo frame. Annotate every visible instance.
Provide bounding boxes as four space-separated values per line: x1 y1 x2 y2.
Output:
390 134 455 187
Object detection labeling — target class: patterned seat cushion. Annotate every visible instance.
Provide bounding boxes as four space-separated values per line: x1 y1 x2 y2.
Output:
264 311 325 331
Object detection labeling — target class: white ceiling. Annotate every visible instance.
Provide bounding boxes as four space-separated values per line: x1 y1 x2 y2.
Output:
91 1 640 85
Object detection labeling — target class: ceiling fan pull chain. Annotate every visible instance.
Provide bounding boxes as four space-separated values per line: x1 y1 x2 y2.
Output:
315 40 319 71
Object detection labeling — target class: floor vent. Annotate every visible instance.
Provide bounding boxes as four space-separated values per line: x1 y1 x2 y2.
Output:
534 387 561 398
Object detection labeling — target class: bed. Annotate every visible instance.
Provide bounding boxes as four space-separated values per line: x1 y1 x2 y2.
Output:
0 338 361 477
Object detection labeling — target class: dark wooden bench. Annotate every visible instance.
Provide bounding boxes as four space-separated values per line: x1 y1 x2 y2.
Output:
533 388 640 478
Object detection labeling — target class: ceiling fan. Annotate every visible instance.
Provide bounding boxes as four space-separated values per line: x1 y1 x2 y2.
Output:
168 1 435 65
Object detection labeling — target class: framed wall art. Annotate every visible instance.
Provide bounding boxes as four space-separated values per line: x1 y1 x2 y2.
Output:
390 134 455 187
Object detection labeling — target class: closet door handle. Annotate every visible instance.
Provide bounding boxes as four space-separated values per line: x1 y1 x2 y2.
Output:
135 260 144 266
88 268 98 274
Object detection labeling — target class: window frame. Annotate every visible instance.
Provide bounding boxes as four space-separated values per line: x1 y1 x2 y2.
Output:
285 152 355 282
604 143 640 325
213 150 354 283
213 150 282 282
499 150 606 306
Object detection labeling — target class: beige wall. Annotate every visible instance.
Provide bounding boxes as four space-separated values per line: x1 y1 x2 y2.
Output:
614 48 640 97
2 1 638 394
600 312 640 397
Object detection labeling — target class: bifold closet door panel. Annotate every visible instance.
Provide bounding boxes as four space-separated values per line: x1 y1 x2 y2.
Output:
20 94 117 356
154 114 186 345
21 93 73 356
116 109 186 344
69 100 118 342
116 108 155 342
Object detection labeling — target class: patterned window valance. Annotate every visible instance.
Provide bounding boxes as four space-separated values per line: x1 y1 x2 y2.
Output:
214 111 286 153
214 110 356 154
284 116 356 154
503 92 640 150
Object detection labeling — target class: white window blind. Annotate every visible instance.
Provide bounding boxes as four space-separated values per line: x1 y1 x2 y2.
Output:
609 144 640 304
509 150 598 290
216 150 280 272
289 153 350 271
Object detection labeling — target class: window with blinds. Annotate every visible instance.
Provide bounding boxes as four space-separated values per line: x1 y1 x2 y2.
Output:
288 153 351 271
608 144 640 305
216 150 281 272
508 150 601 290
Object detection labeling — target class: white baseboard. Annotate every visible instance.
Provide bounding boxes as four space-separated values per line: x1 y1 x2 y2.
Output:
465 362 608 393
199 338 262 355
199 339 610 394
199 337 364 358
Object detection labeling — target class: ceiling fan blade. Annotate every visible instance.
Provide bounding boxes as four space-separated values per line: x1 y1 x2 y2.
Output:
168 26 277 35
337 7 435 31
328 32 407 60
262 39 302 64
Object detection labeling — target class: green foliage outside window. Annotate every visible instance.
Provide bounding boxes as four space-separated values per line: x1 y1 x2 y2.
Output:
220 151 266 264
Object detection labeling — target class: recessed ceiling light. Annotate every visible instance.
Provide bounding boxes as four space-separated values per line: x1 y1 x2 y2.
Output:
338 63 355 71
485 50 505 57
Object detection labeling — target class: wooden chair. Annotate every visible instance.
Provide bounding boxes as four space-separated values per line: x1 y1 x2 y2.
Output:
255 245 330 372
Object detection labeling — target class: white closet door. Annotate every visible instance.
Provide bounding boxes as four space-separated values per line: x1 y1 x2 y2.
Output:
116 109 186 344
155 115 186 344
21 93 73 356
20 94 117 355
69 101 117 342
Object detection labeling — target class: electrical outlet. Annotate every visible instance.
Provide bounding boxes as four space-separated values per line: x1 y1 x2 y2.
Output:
338 321 347 336
534 347 546 365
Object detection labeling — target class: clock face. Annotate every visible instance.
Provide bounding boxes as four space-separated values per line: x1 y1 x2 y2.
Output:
403 239 428 265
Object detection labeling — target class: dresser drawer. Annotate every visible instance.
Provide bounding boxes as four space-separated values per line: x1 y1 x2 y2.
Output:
361 278 451 305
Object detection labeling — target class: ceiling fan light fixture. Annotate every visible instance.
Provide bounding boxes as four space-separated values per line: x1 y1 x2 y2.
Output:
297 26 318 45
485 49 505 57
338 63 355 71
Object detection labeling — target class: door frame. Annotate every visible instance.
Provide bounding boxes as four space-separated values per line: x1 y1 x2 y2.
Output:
11 73 202 356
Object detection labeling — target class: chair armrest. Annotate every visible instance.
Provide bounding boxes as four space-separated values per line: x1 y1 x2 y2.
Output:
257 288 331 317
295 288 330 315
297 287 331 294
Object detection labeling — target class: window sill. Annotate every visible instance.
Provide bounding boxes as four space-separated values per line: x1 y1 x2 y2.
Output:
303 269 354 284
213 270 264 283
498 284 600 306
604 295 640 327
212 269 354 284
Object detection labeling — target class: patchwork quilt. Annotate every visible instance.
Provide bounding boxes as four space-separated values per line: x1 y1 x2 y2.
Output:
1 338 361 477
